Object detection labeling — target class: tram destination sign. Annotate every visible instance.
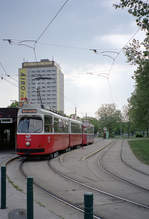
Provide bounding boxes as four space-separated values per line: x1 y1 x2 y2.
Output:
22 109 37 113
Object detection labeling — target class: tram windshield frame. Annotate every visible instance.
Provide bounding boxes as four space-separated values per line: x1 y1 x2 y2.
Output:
17 116 43 133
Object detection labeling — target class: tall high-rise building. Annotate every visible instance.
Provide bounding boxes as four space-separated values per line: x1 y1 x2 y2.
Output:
19 59 64 112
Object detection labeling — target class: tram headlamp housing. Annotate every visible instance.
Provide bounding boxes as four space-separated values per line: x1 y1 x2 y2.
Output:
26 142 30 147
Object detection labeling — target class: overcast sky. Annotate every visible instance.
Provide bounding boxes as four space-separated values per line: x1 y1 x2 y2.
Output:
0 0 145 117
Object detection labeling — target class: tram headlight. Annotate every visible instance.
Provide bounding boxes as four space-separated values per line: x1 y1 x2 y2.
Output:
26 142 30 147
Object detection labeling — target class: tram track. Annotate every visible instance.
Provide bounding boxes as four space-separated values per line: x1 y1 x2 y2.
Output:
3 141 109 219
5 139 149 219
98 139 149 192
48 149 149 210
0 152 19 166
19 157 102 219
96 139 149 206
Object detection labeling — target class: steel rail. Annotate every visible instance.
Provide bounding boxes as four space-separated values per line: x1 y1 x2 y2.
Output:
49 160 149 209
98 140 149 192
48 143 149 210
19 158 102 219
95 140 149 208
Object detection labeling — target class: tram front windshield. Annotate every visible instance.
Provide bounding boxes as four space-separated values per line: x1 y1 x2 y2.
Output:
18 116 43 133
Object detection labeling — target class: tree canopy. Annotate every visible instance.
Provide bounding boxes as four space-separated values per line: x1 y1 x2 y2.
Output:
96 104 122 137
8 100 19 108
114 0 149 31
114 0 149 131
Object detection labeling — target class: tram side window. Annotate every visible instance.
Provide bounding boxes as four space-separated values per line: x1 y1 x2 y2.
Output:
63 120 69 133
71 122 82 133
54 118 69 133
44 115 53 133
84 127 88 134
54 118 61 133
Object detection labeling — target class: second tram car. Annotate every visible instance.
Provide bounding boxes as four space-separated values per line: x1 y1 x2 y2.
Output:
16 104 94 156
82 123 94 145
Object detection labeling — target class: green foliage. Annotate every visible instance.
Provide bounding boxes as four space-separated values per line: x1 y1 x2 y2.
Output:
128 56 149 130
8 100 19 108
96 104 122 137
114 0 149 132
113 0 149 31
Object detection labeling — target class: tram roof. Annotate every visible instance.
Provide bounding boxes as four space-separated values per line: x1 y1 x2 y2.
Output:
18 104 82 124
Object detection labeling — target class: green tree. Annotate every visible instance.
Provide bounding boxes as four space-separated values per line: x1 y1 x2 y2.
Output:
114 0 149 132
96 104 122 137
122 104 136 137
114 0 149 31
8 100 19 108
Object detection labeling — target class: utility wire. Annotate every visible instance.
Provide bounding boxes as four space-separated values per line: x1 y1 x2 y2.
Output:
0 61 7 76
38 42 90 51
84 27 141 106
0 60 18 82
35 0 71 43
107 27 141 76
0 77 18 87
2 0 71 60
1 38 119 53
2 38 37 61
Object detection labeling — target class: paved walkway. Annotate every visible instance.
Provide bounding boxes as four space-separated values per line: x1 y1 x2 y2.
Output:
0 176 61 219
0 154 61 219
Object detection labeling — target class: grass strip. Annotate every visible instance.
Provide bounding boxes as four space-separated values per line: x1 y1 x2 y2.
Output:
128 139 149 165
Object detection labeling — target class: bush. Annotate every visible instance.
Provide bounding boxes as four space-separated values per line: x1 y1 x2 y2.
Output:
136 133 143 137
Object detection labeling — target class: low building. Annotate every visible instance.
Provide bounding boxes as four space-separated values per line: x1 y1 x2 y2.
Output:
0 108 18 150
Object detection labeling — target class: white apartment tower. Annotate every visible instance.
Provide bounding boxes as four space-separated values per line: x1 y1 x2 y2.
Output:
19 59 64 112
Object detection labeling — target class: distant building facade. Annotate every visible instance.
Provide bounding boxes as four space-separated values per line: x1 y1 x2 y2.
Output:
18 59 64 112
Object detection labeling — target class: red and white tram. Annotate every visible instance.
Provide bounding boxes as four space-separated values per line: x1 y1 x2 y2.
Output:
16 104 94 156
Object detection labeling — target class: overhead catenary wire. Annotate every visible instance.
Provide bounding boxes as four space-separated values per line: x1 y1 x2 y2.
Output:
0 0 147 113
1 38 119 54
107 27 141 76
2 0 71 61
1 37 122 63
0 5 143 95
0 27 141 88
2 38 38 61
84 27 142 105
35 0 71 43
0 60 18 83
0 77 18 88
0 61 7 76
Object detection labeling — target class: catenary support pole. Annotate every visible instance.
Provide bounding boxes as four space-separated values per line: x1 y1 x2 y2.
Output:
1 166 6 209
84 192 93 219
27 177 34 219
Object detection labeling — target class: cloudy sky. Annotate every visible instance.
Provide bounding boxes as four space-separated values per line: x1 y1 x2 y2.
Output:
0 0 145 117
